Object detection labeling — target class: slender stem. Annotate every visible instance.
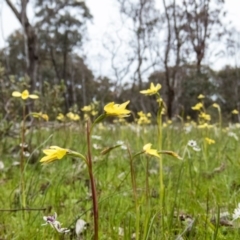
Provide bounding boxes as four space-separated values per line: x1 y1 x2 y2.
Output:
21 104 26 210
127 147 139 240
86 121 98 240
156 94 165 233
218 108 222 131
157 111 164 212
127 147 137 203
145 157 149 204
0 207 47 212
159 157 164 211
90 114 106 133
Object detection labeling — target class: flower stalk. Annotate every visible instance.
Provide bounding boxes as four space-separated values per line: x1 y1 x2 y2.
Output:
127 147 140 240
12 89 39 210
86 120 99 240
20 103 26 210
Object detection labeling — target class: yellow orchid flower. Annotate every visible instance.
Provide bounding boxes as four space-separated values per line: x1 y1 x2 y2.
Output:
104 101 131 117
197 94 205 99
143 143 160 158
91 110 98 116
66 112 80 121
212 103 220 109
81 105 92 112
191 102 203 111
57 113 65 121
40 146 68 164
199 112 211 121
232 109 239 114
205 137 215 145
198 123 213 129
12 90 39 100
137 111 145 117
32 112 49 121
140 82 161 96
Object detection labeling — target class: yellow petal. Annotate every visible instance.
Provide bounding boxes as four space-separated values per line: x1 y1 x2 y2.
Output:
42 149 57 156
40 155 57 163
143 143 160 158
81 105 92 111
197 94 205 99
232 109 239 114
41 114 49 121
29 94 39 99
143 143 152 151
140 83 161 96
212 103 219 109
12 91 22 97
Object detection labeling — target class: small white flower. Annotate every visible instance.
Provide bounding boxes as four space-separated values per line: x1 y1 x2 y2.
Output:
93 143 101 150
192 146 201 152
23 151 30 157
187 140 201 152
120 145 127 150
233 203 240 221
19 143 28 148
42 213 70 233
188 140 197 147
228 132 239 141
117 172 126 179
116 140 127 150
116 140 124 145
12 161 20 166
75 219 88 236
92 135 102 140
0 161 4 170
149 169 158 175
113 227 124 236
220 211 230 218
184 125 193 134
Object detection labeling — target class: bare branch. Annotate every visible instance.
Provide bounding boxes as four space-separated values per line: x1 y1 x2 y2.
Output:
5 0 21 23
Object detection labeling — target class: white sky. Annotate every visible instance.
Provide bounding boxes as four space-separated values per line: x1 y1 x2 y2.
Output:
1 0 240 79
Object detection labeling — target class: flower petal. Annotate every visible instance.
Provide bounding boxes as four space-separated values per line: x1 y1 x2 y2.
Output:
12 91 22 97
104 101 130 117
40 146 68 164
143 143 152 151
29 94 39 99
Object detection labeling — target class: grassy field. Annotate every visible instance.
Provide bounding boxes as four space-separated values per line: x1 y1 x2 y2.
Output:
1 119 240 239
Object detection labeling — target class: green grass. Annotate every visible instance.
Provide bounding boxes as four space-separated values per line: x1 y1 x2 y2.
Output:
1 122 240 239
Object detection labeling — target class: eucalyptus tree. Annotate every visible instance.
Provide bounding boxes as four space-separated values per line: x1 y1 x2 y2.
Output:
35 1 92 108
182 0 226 72
153 0 226 118
5 0 91 92
160 0 186 118
117 0 159 89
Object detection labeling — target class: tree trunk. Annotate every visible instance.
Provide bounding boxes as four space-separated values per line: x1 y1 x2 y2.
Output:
5 0 39 91
166 87 174 119
26 24 38 91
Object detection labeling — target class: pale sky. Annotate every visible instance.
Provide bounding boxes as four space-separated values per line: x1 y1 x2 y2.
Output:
0 0 240 79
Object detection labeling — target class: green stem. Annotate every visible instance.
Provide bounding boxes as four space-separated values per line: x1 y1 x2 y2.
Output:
90 114 106 133
156 93 164 233
218 108 222 131
86 121 98 240
127 147 139 240
69 150 87 163
21 104 26 210
127 148 137 202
